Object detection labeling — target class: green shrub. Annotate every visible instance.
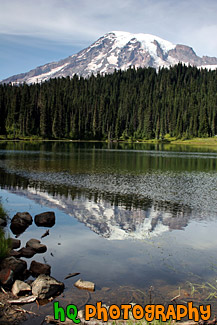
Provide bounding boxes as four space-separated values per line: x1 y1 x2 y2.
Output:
0 204 7 221
0 203 10 260
0 228 10 260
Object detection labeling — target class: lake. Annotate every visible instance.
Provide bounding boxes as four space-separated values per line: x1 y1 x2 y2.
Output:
0 141 217 322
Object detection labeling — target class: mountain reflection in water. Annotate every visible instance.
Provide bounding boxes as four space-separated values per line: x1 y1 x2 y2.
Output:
5 186 193 239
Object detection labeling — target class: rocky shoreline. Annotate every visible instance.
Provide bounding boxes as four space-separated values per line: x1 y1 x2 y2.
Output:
0 211 95 324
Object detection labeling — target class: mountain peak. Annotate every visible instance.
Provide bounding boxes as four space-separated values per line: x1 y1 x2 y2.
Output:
103 31 176 55
2 31 217 84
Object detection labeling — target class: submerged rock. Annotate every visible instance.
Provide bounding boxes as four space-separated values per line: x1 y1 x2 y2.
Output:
74 279 95 292
12 280 31 296
31 274 64 299
45 315 75 324
30 260 51 276
26 239 47 253
10 212 32 235
34 212 55 227
41 229 50 239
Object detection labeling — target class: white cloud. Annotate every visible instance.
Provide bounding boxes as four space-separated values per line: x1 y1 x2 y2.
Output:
0 0 217 56
188 25 217 57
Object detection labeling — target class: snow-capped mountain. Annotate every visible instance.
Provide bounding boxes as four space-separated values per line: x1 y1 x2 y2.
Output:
2 31 217 84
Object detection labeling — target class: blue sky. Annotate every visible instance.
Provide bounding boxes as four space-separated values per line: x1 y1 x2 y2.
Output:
1 0 217 81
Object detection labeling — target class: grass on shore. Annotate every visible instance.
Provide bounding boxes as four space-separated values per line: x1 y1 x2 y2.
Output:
0 134 217 147
0 203 7 221
0 203 10 260
123 319 172 325
0 228 10 260
171 137 217 146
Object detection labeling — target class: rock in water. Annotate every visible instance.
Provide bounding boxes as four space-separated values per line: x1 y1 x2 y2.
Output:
10 212 32 235
10 238 21 249
26 238 47 253
18 247 36 258
31 274 64 299
9 249 22 257
74 279 95 292
1 257 27 275
12 280 31 296
30 260 51 276
34 212 55 227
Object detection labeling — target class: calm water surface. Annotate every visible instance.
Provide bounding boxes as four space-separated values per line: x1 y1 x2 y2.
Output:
0 141 217 321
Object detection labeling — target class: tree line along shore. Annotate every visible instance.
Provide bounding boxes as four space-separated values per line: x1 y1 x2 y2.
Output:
0 64 217 142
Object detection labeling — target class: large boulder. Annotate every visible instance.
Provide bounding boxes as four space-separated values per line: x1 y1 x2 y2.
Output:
1 257 27 275
34 212 55 227
31 274 64 299
10 212 32 235
26 239 47 253
30 260 51 276
12 280 31 296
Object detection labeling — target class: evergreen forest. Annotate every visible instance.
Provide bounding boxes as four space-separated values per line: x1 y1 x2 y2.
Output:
0 63 217 140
